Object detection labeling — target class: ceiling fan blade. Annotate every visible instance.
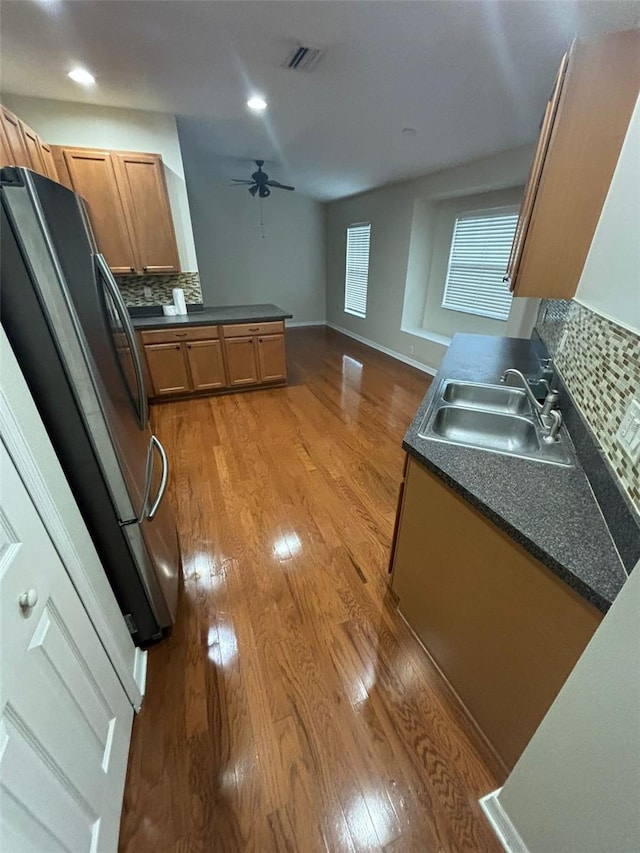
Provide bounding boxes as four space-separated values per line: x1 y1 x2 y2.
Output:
231 179 254 184
249 185 259 197
267 180 295 191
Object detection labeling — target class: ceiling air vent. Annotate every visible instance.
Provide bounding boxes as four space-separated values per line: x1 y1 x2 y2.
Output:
283 44 326 72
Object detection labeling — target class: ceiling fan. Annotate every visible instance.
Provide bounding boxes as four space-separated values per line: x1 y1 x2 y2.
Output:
231 160 295 198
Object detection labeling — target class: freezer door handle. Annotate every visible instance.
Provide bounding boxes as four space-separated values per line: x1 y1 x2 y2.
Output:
148 435 169 520
94 252 149 430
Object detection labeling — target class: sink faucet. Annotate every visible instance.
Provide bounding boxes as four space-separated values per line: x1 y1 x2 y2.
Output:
500 368 563 438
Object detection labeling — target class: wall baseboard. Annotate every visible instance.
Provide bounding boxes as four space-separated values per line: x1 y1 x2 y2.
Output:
285 320 327 328
326 322 438 376
479 789 530 853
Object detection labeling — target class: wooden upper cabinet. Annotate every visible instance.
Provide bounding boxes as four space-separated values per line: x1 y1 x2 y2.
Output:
20 123 46 174
114 153 180 274
508 29 640 299
38 138 59 181
1 107 31 168
59 147 138 274
53 145 180 276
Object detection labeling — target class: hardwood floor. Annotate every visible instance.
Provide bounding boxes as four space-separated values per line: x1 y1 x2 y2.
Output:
119 327 505 852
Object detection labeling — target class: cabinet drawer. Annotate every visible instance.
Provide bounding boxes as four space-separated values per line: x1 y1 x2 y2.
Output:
139 325 219 345
222 321 283 338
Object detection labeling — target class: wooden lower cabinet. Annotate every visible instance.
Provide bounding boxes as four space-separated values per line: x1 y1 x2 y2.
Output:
390 455 601 770
186 339 226 390
144 342 191 395
138 320 287 400
257 334 286 383
224 336 260 387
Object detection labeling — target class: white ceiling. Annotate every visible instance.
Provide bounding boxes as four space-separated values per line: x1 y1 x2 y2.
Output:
1 1 638 200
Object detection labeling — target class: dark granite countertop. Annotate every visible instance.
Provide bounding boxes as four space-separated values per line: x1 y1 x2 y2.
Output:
130 303 292 330
403 333 628 613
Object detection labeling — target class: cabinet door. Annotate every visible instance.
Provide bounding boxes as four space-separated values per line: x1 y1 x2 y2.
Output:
144 342 190 395
186 339 227 390
224 336 259 386
38 138 59 181
20 122 46 174
114 152 180 274
506 52 568 292
0 116 10 168
61 147 138 274
510 29 640 298
257 333 287 383
1 107 30 167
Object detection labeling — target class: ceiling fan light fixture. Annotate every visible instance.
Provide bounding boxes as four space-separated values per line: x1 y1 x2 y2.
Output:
247 96 268 112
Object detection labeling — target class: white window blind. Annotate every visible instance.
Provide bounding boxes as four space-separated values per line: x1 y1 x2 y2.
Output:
344 224 371 318
441 207 518 321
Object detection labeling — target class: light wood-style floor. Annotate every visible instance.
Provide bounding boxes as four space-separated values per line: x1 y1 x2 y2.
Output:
119 327 504 852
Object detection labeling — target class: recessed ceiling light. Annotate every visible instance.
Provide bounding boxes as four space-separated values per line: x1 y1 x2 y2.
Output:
247 96 268 112
68 67 96 86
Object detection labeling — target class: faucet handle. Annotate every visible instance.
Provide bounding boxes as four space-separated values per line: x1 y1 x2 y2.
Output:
543 409 563 443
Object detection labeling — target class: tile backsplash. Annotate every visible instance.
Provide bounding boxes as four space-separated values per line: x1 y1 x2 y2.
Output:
115 272 203 307
536 299 639 515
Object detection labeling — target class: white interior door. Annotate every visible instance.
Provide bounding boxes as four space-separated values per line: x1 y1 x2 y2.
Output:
0 439 134 852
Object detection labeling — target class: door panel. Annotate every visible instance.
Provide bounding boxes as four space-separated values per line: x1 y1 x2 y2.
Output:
186 339 227 390
62 148 137 274
114 152 180 273
0 441 133 852
20 123 46 175
257 334 287 383
224 336 259 386
145 343 190 395
38 139 59 182
1 108 30 167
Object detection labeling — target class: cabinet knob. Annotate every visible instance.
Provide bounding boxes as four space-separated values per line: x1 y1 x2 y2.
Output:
187 343 191 349
249 327 259 331
19 588 38 611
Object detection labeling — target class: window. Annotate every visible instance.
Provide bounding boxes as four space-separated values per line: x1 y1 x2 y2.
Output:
344 223 371 318
441 207 518 321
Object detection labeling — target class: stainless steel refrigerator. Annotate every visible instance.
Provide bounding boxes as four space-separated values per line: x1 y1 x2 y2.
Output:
1 166 180 646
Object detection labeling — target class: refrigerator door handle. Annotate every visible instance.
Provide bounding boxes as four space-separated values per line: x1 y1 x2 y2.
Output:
94 252 149 431
148 435 169 520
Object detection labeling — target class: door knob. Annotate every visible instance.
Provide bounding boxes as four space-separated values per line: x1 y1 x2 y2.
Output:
18 588 38 611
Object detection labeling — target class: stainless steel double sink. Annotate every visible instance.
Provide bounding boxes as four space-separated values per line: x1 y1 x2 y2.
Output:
419 380 575 467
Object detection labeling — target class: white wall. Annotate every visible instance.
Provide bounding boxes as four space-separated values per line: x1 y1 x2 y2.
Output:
575 95 640 334
325 144 537 372
1 94 199 272
491 560 640 853
177 142 326 323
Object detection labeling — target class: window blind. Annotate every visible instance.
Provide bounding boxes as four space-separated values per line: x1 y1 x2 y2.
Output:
441 208 518 321
344 224 371 318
